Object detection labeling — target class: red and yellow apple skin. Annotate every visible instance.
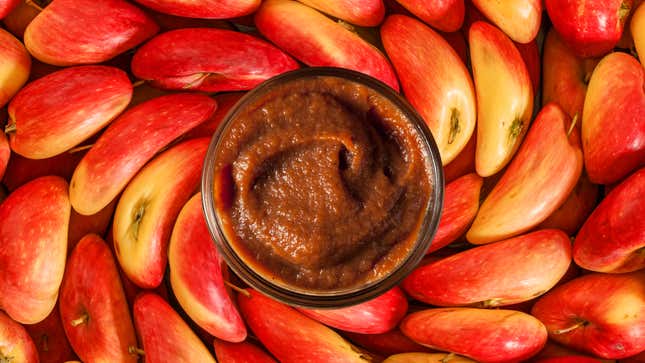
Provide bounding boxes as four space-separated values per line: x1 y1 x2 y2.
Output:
24 303 78 363
0 310 39 363
297 0 385 27
633 2 645 63
0 132 9 182
0 28 30 109
212 339 277 363
132 0 260 19
391 0 464 32
0 0 20 18
470 0 541 43
384 353 475 363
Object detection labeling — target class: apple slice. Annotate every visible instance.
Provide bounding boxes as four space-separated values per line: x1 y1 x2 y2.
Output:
0 176 69 324
0 310 38 363
133 292 216 362
401 308 547 362
70 93 217 215
573 167 645 272
582 52 645 184
381 14 475 165
469 20 534 177
384 353 475 363
238 288 373 362
59 234 137 363
0 131 9 181
633 2 645 63
539 172 599 235
131 28 299 92
297 0 385 26
24 303 77 363
6 65 132 159
2 149 86 192
470 0 541 43
184 92 243 139
213 339 277 363
113 137 209 288
391 0 464 32
0 0 19 18
344 329 435 356
531 271 645 359
467 103 583 244
254 0 399 91
132 0 260 19
168 193 246 342
0 28 30 109
24 0 158 66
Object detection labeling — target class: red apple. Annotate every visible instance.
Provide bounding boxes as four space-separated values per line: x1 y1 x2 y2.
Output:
132 0 260 19
443 133 476 183
2 148 86 192
254 0 399 91
70 93 216 215
470 0 541 43
391 0 464 32
213 339 277 363
539 172 599 235
573 167 645 272
113 137 209 288
633 2 645 62
531 271 645 359
384 353 475 363
381 14 475 165
184 92 244 139
6 65 132 159
545 0 633 58
67 200 117 253
0 131 9 181
0 176 69 324
2 0 40 38
133 292 217 362
468 103 583 244
296 0 385 26
440 30 469 66
400 308 548 362
469 20 534 177
516 39 541 95
168 193 246 342
0 28 30 110
238 288 373 362
131 27 299 92
24 0 159 66
0 0 19 18
344 329 435 356
24 303 77 363
582 52 645 184
0 310 38 363
404 229 572 307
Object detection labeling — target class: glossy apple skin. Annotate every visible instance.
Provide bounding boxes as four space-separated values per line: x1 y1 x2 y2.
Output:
531 271 645 359
391 0 464 32
255 0 399 91
24 0 158 66
2 148 86 191
633 2 645 63
545 0 633 58
238 289 372 363
381 15 475 165
573 167 645 272
468 104 583 244
168 193 246 342
133 0 259 19
298 0 385 26
344 329 435 356
7 66 132 159
131 28 299 92
0 310 38 363
0 28 30 109
213 339 277 363
0 0 19 18
404 229 571 307
0 131 8 181
384 353 476 363
401 308 548 363
471 0 541 43
582 52 645 184
113 138 209 288
469 21 534 177
0 176 69 324
539 172 599 235
24 303 77 363
184 92 243 139
59 234 137 363
134 293 216 363
70 93 216 215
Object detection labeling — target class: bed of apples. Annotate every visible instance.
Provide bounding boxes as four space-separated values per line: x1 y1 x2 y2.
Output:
0 0 643 362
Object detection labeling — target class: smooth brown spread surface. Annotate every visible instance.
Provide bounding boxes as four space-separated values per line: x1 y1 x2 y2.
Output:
213 75 432 292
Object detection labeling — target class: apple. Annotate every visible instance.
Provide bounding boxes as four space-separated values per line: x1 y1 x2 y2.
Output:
0 176 69 324
545 0 633 58
168 193 246 342
146 9 233 30
0 131 9 181
296 0 385 26
582 52 645 184
2 0 40 38
469 20 534 177
113 137 209 288
390 0 464 32
383 353 476 363
443 133 476 183
0 0 19 18
184 92 244 139
133 292 217 362
6 65 132 159
254 0 399 91
212 339 277 363
633 2 645 62
70 93 216 215
467 103 583 244
0 310 38 363
381 14 476 165
67 200 117 253
573 167 645 272
344 329 435 356
531 271 645 359
515 39 541 95
470 0 541 43
440 30 469 65
132 0 260 19
539 172 599 235
24 0 159 66
400 308 548 362
0 28 30 109
24 303 77 363
2 148 86 191
238 288 373 362
404 229 572 307
131 27 299 92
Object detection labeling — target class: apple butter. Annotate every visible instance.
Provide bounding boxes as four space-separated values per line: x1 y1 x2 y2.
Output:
212 74 433 292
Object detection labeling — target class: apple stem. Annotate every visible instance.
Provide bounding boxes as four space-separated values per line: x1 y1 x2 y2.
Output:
3 123 16 134
132 80 146 88
552 319 587 335
440 352 456 363
224 280 250 298
70 313 89 327
68 144 94 154
128 346 145 356
25 0 43 11
567 114 578 137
